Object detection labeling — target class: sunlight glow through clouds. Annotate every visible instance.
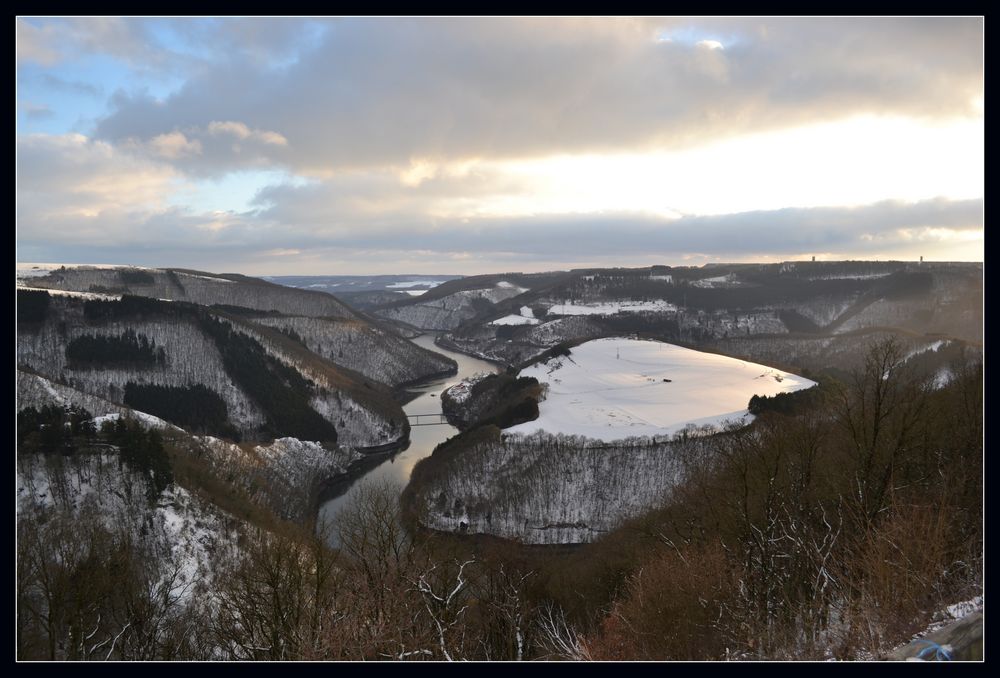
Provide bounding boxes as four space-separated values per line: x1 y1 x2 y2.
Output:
897 227 983 243
428 114 983 220
15 17 983 273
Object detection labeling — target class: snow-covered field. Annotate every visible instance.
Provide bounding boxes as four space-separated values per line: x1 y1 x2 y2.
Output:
691 274 740 288
16 284 122 300
490 314 540 326
546 300 676 316
807 273 893 281
386 280 447 289
507 337 816 441
17 262 151 279
489 305 539 325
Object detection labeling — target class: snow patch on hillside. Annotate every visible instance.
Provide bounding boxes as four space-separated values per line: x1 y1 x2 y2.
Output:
442 372 491 405
377 284 526 330
508 338 815 442
903 340 947 362
691 274 740 288
933 366 954 389
808 273 892 281
17 262 154 278
178 272 234 283
17 284 122 300
17 453 237 602
547 300 676 316
91 410 181 432
198 435 361 522
17 265 60 280
155 485 234 599
490 314 540 326
387 280 447 289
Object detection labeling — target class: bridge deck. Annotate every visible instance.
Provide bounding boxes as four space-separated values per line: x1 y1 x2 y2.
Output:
406 413 450 426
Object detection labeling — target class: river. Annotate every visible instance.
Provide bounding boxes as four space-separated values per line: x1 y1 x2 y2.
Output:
316 333 498 547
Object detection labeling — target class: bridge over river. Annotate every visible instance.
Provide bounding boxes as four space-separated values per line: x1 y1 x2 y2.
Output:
317 333 498 547
407 413 450 426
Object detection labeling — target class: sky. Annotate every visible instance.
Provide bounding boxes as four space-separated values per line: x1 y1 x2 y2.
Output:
16 16 984 275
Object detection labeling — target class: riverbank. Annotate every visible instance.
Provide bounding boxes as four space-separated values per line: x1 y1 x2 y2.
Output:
315 333 498 546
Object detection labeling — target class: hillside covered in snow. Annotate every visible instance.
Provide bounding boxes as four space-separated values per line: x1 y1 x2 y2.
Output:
410 336 817 544
387 261 983 375
18 263 457 389
16 289 410 448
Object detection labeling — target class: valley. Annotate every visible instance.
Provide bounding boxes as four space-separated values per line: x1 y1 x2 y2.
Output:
15 15 983 662
17 259 981 542
16 259 983 660
316 333 497 547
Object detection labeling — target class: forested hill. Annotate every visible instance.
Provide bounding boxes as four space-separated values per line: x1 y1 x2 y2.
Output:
22 265 359 318
17 265 457 389
16 289 409 448
394 260 983 371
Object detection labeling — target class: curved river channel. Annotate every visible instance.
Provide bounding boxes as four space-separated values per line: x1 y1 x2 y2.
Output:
316 334 497 547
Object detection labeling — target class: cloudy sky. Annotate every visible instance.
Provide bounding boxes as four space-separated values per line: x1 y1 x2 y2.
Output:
16 16 983 275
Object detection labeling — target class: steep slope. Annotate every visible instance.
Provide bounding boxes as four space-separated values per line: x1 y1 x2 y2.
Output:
17 447 244 659
246 315 456 388
17 369 360 525
374 281 530 330
407 336 818 545
23 264 358 319
368 271 573 330
16 290 407 449
19 263 458 388
440 261 982 372
406 426 701 544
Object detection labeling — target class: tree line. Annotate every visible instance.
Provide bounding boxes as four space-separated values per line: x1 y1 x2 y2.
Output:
196 314 339 444
538 339 982 659
66 329 166 368
16 338 982 660
123 382 239 441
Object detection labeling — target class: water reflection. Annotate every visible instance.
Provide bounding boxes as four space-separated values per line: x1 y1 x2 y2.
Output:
316 334 497 547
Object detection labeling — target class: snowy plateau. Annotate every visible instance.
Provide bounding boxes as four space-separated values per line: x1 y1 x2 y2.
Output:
507 337 816 441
